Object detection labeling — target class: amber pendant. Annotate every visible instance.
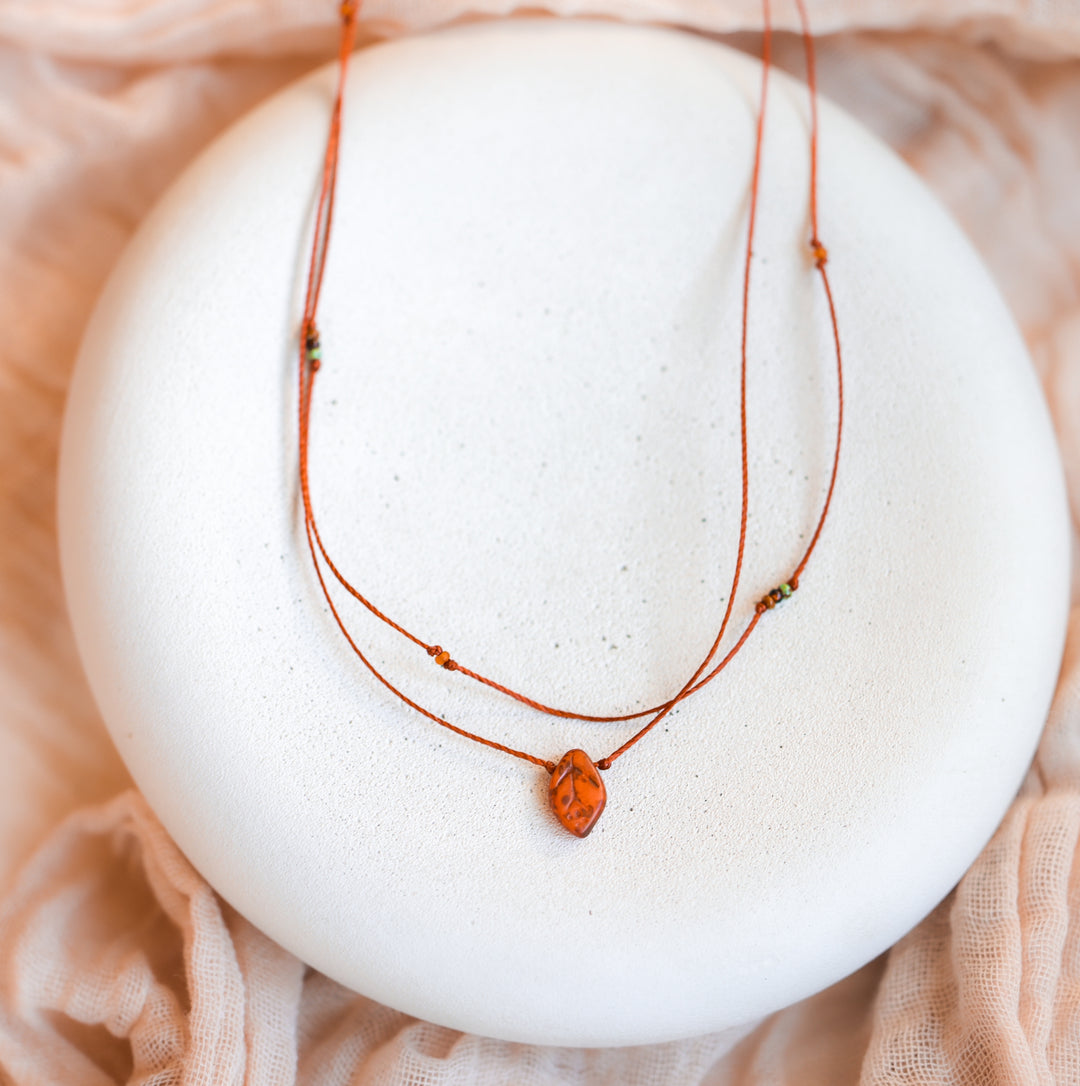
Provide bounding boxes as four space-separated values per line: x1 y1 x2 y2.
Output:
549 749 606 837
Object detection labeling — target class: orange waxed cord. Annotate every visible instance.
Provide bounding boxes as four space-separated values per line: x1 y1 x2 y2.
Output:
596 0 774 768
601 0 845 766
297 0 751 729
296 0 843 772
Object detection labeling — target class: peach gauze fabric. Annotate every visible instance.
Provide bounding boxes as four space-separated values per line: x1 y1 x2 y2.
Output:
1 1 1079 1083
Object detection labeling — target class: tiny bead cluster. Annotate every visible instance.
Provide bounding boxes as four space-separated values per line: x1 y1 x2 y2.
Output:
755 577 798 614
810 238 828 269
427 645 458 670
305 329 322 370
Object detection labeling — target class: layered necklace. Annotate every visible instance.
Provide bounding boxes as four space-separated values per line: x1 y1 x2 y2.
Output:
296 0 844 837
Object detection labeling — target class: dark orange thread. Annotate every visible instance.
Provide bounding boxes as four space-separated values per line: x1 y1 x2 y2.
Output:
295 0 843 773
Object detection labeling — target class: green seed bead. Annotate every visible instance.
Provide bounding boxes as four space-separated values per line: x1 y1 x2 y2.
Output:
307 345 322 361
780 583 792 597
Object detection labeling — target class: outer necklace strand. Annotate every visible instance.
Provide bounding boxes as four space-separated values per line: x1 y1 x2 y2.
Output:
296 0 844 836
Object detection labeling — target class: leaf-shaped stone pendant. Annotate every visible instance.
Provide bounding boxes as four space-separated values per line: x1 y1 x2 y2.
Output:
549 749 606 837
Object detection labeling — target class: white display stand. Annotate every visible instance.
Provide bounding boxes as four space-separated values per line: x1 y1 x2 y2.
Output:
58 19 1070 1047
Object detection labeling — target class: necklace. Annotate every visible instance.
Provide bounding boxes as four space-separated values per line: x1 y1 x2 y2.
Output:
296 0 844 837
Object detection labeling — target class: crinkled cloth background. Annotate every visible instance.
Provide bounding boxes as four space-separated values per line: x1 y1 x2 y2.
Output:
1 1 1079 1083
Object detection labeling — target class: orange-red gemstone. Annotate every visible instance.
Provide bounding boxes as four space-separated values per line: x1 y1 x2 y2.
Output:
549 749 606 837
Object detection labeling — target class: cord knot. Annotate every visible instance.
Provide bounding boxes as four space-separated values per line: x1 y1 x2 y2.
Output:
340 0 359 24
810 238 828 269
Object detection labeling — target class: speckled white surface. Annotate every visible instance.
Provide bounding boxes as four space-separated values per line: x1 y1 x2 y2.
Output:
58 18 1069 1047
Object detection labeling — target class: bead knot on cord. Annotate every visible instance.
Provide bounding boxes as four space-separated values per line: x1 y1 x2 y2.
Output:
810 238 828 268
340 0 358 23
755 577 799 614
427 645 457 670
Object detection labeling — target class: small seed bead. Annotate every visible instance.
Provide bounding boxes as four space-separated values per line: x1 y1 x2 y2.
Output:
427 645 456 670
305 330 322 370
